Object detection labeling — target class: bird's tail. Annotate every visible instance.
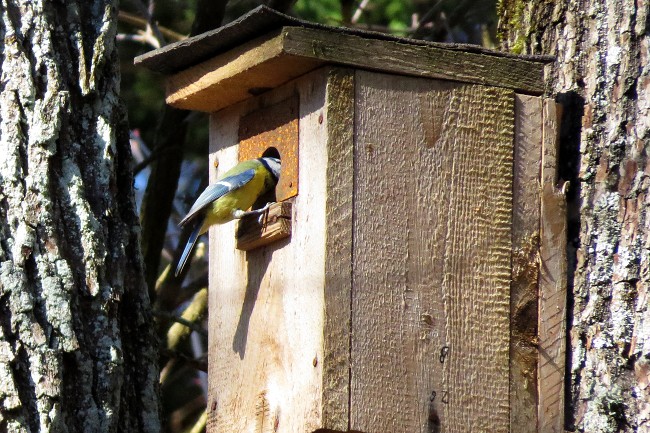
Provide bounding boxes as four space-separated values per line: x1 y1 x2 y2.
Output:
175 219 203 277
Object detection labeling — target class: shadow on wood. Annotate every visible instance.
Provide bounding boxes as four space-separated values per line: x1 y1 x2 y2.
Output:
232 235 291 358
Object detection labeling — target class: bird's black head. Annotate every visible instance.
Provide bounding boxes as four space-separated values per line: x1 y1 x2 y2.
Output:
260 157 281 183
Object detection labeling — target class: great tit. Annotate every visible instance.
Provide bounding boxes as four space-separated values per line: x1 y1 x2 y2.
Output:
175 157 281 276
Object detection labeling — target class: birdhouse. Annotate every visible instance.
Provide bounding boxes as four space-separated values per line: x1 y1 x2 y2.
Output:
136 7 565 433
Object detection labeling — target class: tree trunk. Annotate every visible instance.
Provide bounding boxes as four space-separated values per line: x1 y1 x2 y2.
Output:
0 1 159 432
499 1 650 431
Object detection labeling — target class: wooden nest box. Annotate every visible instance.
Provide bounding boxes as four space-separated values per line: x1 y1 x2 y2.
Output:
136 7 565 433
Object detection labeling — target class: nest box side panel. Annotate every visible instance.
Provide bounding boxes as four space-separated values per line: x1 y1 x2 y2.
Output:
510 94 543 433
321 68 355 431
206 69 330 433
537 100 567 433
351 71 514 433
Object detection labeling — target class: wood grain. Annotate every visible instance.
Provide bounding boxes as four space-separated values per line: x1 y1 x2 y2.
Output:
235 201 292 251
283 27 545 94
164 26 546 113
351 71 514 433
510 95 543 433
321 69 355 431
165 30 321 112
538 100 567 433
207 68 331 433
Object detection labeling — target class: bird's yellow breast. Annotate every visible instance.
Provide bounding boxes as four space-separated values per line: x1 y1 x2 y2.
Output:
200 172 267 234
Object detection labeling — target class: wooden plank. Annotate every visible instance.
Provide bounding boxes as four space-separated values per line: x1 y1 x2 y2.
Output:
321 68 355 431
165 30 322 112
164 26 546 113
236 201 292 251
538 100 567 433
510 95 543 433
283 27 545 94
351 71 514 433
133 5 290 74
206 68 331 433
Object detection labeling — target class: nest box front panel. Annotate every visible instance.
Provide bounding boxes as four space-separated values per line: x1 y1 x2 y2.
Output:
238 94 299 202
206 69 330 433
350 71 514 433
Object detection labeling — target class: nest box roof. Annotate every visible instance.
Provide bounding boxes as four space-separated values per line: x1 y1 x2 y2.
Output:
134 6 553 112
135 5 552 75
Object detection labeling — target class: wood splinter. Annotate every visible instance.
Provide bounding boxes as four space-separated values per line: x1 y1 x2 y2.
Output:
236 201 292 251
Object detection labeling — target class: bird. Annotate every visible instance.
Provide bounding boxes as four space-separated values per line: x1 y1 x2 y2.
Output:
175 156 281 276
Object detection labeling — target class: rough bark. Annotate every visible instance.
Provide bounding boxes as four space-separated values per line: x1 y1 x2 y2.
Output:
0 1 159 432
499 0 650 431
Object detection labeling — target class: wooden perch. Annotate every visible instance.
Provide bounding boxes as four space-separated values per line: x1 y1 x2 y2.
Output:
236 201 292 251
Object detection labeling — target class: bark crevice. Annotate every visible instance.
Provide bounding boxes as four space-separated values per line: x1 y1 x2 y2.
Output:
0 1 159 432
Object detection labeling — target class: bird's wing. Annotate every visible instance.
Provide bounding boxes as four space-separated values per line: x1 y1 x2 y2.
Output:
175 216 203 276
179 168 256 226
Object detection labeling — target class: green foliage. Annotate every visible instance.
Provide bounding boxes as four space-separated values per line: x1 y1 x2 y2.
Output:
156 0 197 34
363 0 416 30
294 0 343 24
496 0 527 53
290 0 497 43
120 68 164 145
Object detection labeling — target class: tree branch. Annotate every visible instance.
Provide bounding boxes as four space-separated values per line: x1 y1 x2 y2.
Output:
140 107 190 296
351 0 371 24
188 410 208 433
118 10 186 42
153 309 208 338
139 0 229 299
131 0 167 46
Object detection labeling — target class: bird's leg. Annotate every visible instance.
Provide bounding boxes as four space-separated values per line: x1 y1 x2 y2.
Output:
232 202 275 222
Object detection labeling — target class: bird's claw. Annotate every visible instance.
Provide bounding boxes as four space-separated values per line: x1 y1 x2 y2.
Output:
256 202 274 224
234 202 275 223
